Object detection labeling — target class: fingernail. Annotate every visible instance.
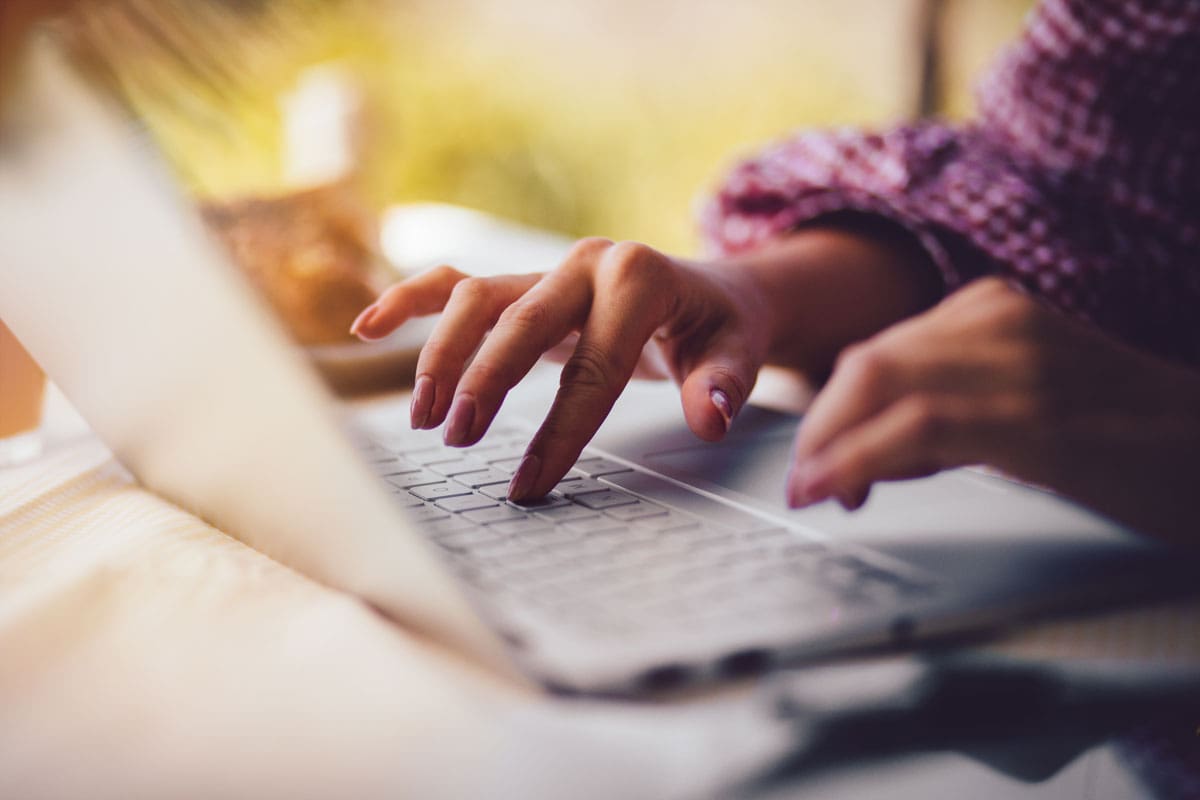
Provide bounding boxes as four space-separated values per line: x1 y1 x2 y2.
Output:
443 394 476 446
410 375 435 429
837 486 869 512
786 464 810 508
350 303 380 338
787 461 831 508
507 454 541 501
710 388 733 433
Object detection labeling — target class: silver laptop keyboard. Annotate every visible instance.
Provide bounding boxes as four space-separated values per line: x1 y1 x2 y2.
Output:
359 422 935 639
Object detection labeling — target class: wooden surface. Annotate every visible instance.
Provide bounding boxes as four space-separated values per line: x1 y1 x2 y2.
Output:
0 388 792 800
3 206 1197 799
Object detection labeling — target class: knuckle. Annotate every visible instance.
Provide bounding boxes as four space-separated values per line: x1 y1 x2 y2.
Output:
968 275 1011 300
418 337 458 367
465 357 514 389
448 276 492 305
601 241 667 284
568 236 614 261
608 239 654 263
417 338 463 376
497 297 552 332
899 396 948 442
981 284 1040 333
430 264 467 284
835 343 891 393
1001 392 1046 425
560 343 617 390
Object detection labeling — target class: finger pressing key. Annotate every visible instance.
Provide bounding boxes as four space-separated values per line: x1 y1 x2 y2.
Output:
509 246 677 499
442 268 592 445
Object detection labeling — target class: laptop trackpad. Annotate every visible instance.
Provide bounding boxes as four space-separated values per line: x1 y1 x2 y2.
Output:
634 405 1145 554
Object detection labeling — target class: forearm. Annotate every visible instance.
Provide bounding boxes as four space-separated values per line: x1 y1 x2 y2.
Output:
704 214 943 380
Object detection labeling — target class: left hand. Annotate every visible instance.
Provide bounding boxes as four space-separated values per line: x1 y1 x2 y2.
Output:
787 277 1200 545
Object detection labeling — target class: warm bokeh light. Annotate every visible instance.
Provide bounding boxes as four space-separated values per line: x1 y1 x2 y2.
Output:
113 0 1034 253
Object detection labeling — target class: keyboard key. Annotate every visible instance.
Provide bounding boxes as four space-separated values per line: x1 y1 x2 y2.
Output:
572 535 624 557
385 469 447 489
426 516 480 536
429 457 491 476
573 457 633 478
410 483 474 501
367 454 406 467
389 489 426 508
454 467 514 488
490 517 554 537
534 504 603 523
436 527 508 552
379 438 442 455
508 492 571 512
406 504 451 523
575 490 639 510
478 483 512 500
602 471 777 532
518 527 586 548
393 441 451 460
602 500 667 521
434 494 500 513
463 505 527 525
469 535 537 559
412 450 473 467
484 450 530 468
633 510 701 532
563 515 626 534
484 423 525 438
557 478 610 497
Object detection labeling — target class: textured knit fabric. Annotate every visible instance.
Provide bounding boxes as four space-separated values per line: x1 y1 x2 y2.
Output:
701 0 1200 367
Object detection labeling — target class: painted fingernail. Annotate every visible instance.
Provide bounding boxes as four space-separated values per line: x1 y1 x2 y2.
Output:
507 454 541 501
350 303 380 338
787 461 831 508
786 464 812 508
710 388 733 433
837 486 869 512
410 375 435 430
443 394 476 446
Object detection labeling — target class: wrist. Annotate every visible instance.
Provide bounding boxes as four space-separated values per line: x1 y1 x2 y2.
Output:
717 213 943 380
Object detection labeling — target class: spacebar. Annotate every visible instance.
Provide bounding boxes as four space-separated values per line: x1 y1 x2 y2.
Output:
599 470 776 532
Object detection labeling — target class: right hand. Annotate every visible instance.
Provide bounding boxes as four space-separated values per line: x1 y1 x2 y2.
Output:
352 237 773 500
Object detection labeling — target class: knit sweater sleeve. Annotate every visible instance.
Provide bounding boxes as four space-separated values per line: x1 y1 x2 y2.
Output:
701 0 1200 366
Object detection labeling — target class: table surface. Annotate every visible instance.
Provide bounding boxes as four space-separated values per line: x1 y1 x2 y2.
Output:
3 205 1197 800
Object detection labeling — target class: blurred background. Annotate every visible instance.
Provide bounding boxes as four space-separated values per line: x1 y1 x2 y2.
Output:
95 0 1035 254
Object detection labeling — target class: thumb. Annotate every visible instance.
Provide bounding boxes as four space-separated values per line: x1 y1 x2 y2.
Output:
678 338 758 442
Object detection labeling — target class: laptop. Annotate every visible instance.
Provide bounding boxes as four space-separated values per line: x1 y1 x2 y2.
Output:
1 39 1188 695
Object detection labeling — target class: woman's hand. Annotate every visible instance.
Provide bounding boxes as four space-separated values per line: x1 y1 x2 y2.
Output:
353 238 774 500
789 277 1200 545
354 219 940 502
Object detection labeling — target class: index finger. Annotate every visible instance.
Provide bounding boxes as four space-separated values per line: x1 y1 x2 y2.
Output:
351 264 468 340
792 344 904 463
507 246 676 499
